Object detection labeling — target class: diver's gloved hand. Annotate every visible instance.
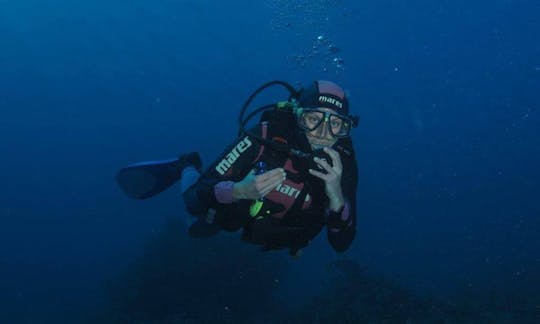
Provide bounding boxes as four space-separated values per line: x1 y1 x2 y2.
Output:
308 147 345 211
232 168 286 200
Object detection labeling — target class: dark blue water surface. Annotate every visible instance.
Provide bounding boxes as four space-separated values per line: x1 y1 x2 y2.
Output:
1 1 539 322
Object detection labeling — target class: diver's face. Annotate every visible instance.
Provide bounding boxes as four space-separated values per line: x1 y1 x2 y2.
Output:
304 107 339 150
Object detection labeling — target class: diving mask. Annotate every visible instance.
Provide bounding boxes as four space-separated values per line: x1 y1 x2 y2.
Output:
297 108 354 138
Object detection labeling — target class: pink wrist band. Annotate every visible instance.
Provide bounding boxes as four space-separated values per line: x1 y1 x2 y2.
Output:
214 181 235 204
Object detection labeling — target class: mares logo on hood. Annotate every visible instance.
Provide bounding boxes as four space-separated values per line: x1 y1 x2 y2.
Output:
318 95 343 110
299 80 349 115
215 136 253 175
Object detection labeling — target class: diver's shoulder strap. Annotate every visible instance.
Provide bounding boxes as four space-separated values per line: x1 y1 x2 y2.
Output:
253 121 268 162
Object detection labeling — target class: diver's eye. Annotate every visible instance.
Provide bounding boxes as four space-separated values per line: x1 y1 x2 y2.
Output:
330 119 342 128
305 113 321 125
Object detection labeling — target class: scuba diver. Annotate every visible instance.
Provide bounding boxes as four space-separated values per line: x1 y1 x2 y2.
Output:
117 80 359 256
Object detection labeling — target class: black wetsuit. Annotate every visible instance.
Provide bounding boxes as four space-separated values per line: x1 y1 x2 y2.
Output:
182 110 358 253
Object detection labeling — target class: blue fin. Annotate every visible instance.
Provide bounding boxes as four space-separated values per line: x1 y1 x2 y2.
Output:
116 158 181 200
